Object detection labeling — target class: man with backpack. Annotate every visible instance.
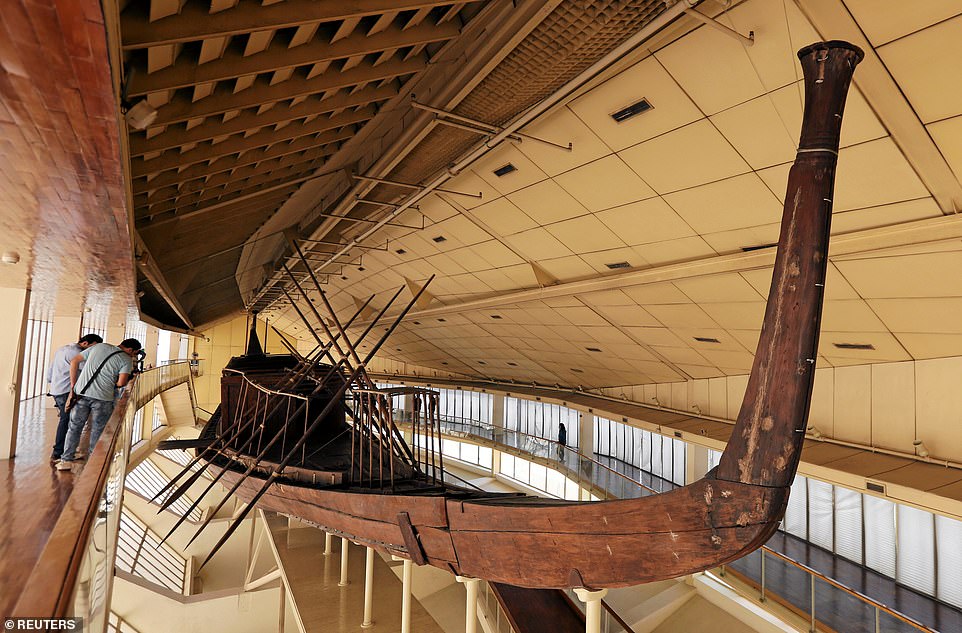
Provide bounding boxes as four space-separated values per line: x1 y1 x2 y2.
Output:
47 333 103 462
56 337 143 471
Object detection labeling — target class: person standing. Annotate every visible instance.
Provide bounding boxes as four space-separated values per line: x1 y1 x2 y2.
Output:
56 338 142 471
47 333 103 462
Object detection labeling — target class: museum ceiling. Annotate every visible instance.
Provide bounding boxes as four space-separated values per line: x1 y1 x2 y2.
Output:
80 0 962 387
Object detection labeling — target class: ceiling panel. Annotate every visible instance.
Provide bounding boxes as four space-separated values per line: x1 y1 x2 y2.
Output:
555 155 656 212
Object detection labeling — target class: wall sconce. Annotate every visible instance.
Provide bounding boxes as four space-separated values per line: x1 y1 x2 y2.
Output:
807 425 823 439
650 397 661 407
913 439 929 458
691 404 702 414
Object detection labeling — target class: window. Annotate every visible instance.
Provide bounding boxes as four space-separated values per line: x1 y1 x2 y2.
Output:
19 318 52 400
503 396 580 449
117 510 187 592
130 408 144 448
592 416 685 486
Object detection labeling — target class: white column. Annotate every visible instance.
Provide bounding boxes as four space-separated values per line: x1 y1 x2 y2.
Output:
491 394 505 433
0 288 30 459
361 546 375 628
573 588 609 633
338 537 350 586
324 532 333 556
392 556 413 633
576 408 594 458
456 576 481 633
144 326 160 368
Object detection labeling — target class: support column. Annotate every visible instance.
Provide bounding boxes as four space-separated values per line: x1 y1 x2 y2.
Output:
573 588 609 633
144 325 159 368
0 288 30 459
576 407 594 459
324 531 333 555
491 394 505 433
392 556 413 633
338 537 350 586
361 546 375 628
456 576 481 633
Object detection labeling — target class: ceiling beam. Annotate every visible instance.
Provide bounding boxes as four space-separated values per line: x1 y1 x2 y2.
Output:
140 153 331 206
121 0 455 49
141 164 323 216
134 140 338 195
150 57 422 126
129 83 395 156
128 22 458 96
132 110 366 175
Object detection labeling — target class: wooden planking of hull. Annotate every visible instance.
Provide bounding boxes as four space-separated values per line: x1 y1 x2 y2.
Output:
188 41 864 590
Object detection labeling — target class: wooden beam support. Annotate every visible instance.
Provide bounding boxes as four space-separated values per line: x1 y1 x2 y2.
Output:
121 0 454 49
134 140 338 195
130 84 395 156
149 58 421 126
128 23 457 96
132 110 366 176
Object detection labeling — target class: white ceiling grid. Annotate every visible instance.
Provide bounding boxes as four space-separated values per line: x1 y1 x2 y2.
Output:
265 0 962 389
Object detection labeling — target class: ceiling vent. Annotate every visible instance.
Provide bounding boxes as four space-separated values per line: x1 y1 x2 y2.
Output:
570 368 583 373
478 360 486 365
866 481 886 494
395 248 406 255
605 261 631 270
493 163 517 177
490 314 502 319
586 347 602 353
412 321 420 325
834 343 875 350
432 235 447 243
437 318 446 322
694 336 721 343
611 98 652 123
507 362 518 367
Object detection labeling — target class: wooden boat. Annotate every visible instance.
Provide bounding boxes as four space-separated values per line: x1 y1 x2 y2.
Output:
161 41 863 589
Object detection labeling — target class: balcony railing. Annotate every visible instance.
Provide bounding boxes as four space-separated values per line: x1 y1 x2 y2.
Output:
413 412 935 633
13 362 192 629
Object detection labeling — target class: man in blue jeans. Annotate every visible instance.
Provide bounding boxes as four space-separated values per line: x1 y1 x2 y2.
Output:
56 338 142 472
47 333 103 462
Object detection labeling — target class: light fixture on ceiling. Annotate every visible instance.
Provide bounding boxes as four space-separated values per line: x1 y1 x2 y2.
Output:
432 236 447 243
396 249 406 255
834 342 875 350
585 347 602 353
610 98 652 123
807 425 823 439
605 261 631 270
1 251 20 264
913 439 929 458
493 163 516 177
125 99 158 130
694 336 721 344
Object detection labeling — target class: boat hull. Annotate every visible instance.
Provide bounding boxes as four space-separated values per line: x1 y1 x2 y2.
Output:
215 465 788 588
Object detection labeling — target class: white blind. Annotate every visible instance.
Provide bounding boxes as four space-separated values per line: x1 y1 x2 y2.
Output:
864 495 896 578
807 479 834 551
834 486 863 564
897 504 935 595
672 440 686 485
783 476 808 538
937 515 962 608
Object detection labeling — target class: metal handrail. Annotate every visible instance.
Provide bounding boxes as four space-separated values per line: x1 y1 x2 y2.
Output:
422 412 935 633
12 363 192 620
404 414 663 496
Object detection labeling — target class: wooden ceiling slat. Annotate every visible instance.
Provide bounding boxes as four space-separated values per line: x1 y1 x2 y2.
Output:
132 108 366 175
143 161 325 211
131 83 394 155
139 189 294 228
403 6 434 30
130 22 456 97
331 16 362 44
149 56 422 125
122 0 456 49
368 10 399 36
137 143 337 198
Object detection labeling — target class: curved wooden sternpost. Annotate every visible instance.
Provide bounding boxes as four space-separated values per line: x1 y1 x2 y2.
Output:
716 41 864 488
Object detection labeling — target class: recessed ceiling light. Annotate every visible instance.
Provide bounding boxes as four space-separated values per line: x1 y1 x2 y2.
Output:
493 163 516 177
586 347 602 353
605 261 631 270
490 315 502 319
341 276 348 280
437 318 446 322
834 342 875 350
571 368 583 373
610 98 652 123
693 336 721 343
396 248 406 255
507 362 518 367
441 362 448 365
412 321 420 325
478 360 486 365
432 236 446 243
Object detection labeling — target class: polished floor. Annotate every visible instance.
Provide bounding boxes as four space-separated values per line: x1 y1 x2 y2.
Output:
0 397 74 614
264 512 446 633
